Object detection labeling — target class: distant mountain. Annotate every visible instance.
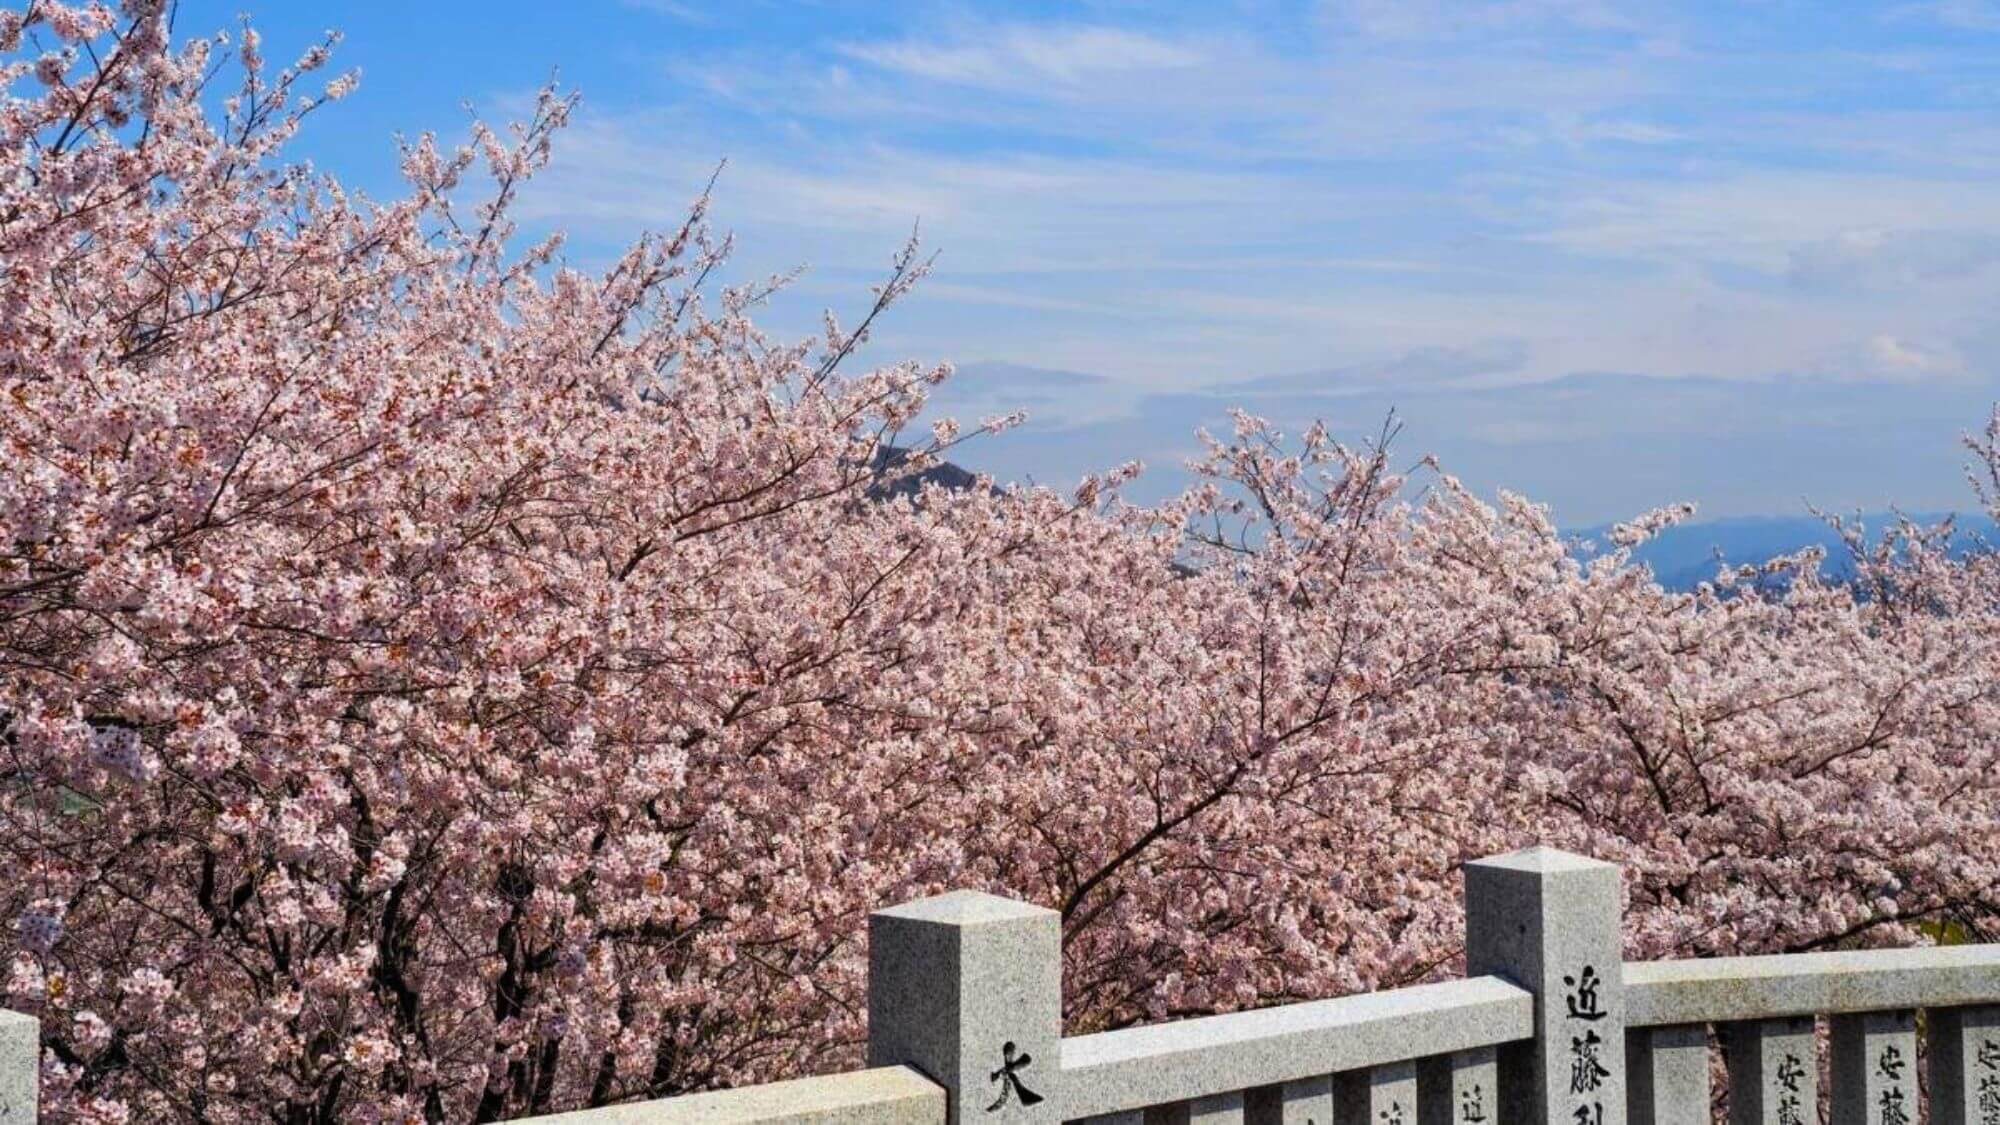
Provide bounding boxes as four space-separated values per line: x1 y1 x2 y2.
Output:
1571 512 1999 592
866 445 988 502
866 451 1997 594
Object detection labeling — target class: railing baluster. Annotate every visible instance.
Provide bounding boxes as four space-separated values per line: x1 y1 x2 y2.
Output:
1338 1060 1420 1125
1421 1047 1500 1125
1929 1004 2000 1125
1626 1025 1709 1125
1722 1016 1817 1125
1158 1090 1248 1124
1248 1076 1336 1125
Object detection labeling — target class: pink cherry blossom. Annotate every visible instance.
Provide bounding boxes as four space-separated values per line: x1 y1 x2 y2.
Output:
4 6 1999 1123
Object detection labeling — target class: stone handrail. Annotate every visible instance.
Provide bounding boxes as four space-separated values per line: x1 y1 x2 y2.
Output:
1624 944 2000 1025
516 1067 944 1124
1059 976 1532 1120
3 847 1997 1124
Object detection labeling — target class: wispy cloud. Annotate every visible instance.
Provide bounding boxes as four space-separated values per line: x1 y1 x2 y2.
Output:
1520 171 2000 270
1234 341 1534 394
1893 1 2000 32
494 0 2000 519
619 0 711 24
835 24 1204 91
933 364 2000 524
1833 334 1970 381
1788 230 2000 292
1318 0 1653 42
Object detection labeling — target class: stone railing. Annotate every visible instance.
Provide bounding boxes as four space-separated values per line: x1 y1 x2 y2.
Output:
3 847 1997 1124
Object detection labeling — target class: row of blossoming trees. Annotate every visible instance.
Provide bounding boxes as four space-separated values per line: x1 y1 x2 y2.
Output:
2 3 1998 1122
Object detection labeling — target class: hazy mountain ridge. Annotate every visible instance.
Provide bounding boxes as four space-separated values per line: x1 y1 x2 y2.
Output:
1572 511 2000 591
880 447 1999 592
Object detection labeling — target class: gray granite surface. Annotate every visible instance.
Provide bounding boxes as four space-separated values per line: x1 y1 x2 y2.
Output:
1060 977 1531 1120
1465 847 1627 1125
870 891 1062 1125
1626 946 2000 1026
516 1066 942 1125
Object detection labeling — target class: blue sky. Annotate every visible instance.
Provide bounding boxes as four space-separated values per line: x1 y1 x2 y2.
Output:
174 0 2000 524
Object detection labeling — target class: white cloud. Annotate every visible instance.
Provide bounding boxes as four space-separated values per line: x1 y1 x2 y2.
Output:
500 2 2000 438
1542 114 1685 146
1892 1 2000 32
1522 172 2000 272
1318 0 1651 41
620 0 711 23
1788 229 2000 291
1841 334 1969 381
835 25 1204 91
520 95 2000 394
928 361 1148 431
938 363 2000 524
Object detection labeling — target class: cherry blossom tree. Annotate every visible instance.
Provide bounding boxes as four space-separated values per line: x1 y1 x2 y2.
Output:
4 4 1998 1122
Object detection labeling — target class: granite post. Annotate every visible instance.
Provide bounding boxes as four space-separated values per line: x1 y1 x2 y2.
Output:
869 890 1062 1125
1419 1047 1499 1125
1928 1005 2000 1125
1830 1010 1915 1125
1249 1076 1336 1125
0 1009 33 1123
1169 1091 1249 1125
1466 847 1628 1125
1336 1061 1420 1125
1626 1025 1709 1125
1721 1017 1816 1125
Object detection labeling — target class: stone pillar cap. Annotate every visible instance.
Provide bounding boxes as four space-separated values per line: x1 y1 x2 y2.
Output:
872 889 1058 925
1466 846 1617 873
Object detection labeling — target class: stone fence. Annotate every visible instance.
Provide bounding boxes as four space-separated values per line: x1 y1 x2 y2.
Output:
3 846 1998 1124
